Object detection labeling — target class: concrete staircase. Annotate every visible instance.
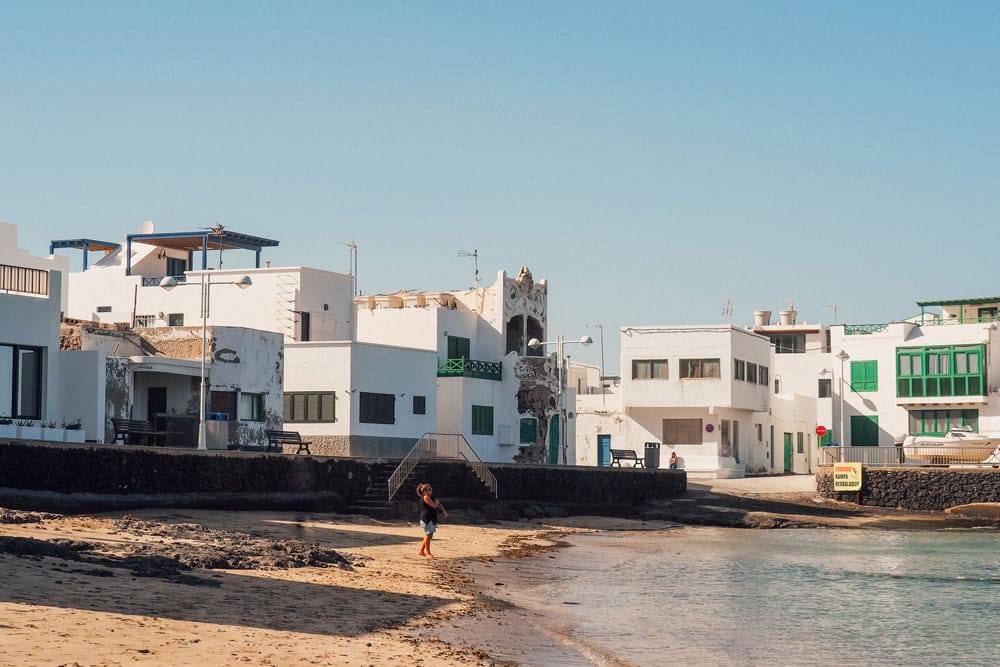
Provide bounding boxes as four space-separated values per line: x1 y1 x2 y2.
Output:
348 461 427 518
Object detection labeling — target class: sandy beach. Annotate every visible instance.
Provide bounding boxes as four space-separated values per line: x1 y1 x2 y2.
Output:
0 505 622 667
1 477 996 666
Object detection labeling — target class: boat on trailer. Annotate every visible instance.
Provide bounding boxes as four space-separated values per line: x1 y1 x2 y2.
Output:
902 428 1000 464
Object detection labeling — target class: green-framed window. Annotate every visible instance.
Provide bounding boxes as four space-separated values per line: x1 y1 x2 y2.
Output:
896 344 985 398
850 415 879 446
472 405 494 435
908 409 978 436
850 360 878 392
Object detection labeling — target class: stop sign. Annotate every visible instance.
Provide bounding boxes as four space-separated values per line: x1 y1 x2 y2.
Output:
816 425 828 436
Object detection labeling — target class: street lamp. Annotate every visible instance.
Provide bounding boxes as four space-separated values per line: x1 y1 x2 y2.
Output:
527 335 593 464
160 272 252 450
835 349 850 458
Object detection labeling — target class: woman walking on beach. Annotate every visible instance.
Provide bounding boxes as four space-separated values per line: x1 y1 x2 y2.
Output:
417 482 447 558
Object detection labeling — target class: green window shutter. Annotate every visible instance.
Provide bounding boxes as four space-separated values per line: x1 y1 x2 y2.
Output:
472 405 494 435
519 417 537 444
850 360 878 392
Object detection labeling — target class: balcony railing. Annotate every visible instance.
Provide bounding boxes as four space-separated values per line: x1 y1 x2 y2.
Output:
844 323 888 335
437 357 502 381
0 264 48 296
141 275 188 287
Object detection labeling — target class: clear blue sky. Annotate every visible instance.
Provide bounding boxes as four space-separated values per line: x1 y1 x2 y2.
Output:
3 2 998 374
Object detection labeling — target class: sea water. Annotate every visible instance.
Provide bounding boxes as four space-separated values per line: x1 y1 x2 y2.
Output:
491 527 1000 667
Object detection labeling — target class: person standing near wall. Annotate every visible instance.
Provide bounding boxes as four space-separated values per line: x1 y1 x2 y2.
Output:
417 482 447 558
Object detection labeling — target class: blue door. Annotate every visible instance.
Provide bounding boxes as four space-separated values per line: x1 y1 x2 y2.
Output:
597 434 611 467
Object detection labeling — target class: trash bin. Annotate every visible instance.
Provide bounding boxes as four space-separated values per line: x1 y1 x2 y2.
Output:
644 442 661 469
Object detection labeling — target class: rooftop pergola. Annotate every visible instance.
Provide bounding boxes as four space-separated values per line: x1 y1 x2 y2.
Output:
49 239 121 270
124 229 280 274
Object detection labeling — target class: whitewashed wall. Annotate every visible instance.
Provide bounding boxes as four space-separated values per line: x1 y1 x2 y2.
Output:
0 223 67 422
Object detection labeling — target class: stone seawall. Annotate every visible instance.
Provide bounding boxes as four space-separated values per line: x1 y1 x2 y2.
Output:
817 468 1000 510
0 441 686 514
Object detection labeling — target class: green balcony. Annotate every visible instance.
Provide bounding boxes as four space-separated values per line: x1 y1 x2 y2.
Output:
437 357 503 381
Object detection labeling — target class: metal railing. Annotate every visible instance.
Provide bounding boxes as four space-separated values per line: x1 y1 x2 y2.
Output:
844 323 889 335
436 357 503 381
818 445 1000 468
387 432 498 500
141 274 188 287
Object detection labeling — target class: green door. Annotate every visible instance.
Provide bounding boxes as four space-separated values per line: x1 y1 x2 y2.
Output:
548 415 560 464
783 432 793 472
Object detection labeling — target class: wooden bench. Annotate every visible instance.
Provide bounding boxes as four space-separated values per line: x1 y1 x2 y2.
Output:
610 449 643 467
111 418 167 446
265 430 312 454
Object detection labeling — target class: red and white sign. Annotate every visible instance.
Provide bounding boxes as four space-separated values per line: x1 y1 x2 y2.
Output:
816 425 828 437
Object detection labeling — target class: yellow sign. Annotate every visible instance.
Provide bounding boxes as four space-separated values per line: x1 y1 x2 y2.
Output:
833 462 862 492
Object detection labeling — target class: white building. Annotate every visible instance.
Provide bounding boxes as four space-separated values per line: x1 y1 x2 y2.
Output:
0 223 67 426
59 225 564 461
575 300 1000 478
576 324 774 478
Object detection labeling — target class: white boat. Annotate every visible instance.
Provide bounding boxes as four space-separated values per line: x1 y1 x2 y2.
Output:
902 428 1000 464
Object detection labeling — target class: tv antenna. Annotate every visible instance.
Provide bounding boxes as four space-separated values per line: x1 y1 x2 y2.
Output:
458 248 479 290
339 241 358 295
826 304 838 323
722 298 733 323
200 224 225 269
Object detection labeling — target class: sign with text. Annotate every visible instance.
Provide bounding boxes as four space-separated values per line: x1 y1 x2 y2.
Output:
816 425 827 437
833 462 863 492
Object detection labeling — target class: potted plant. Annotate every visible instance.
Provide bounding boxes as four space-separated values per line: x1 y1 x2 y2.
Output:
62 418 86 443
16 419 41 440
0 415 15 439
41 420 64 442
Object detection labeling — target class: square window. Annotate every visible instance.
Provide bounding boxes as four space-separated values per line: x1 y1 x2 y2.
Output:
360 392 394 424
239 393 264 422
472 405 494 435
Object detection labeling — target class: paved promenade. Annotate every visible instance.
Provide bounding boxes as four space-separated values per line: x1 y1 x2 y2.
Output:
689 474 817 495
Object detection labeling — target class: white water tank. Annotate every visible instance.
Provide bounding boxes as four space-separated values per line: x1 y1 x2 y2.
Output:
754 310 772 327
779 309 798 325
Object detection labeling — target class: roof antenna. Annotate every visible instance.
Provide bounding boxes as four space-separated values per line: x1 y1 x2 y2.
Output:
458 248 479 290
339 241 358 295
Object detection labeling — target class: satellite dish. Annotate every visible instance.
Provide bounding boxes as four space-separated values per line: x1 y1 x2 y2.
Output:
139 220 155 235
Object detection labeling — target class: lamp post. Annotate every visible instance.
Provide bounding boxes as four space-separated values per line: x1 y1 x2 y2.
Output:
527 335 593 464
835 349 850 460
160 272 252 450
589 323 606 406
